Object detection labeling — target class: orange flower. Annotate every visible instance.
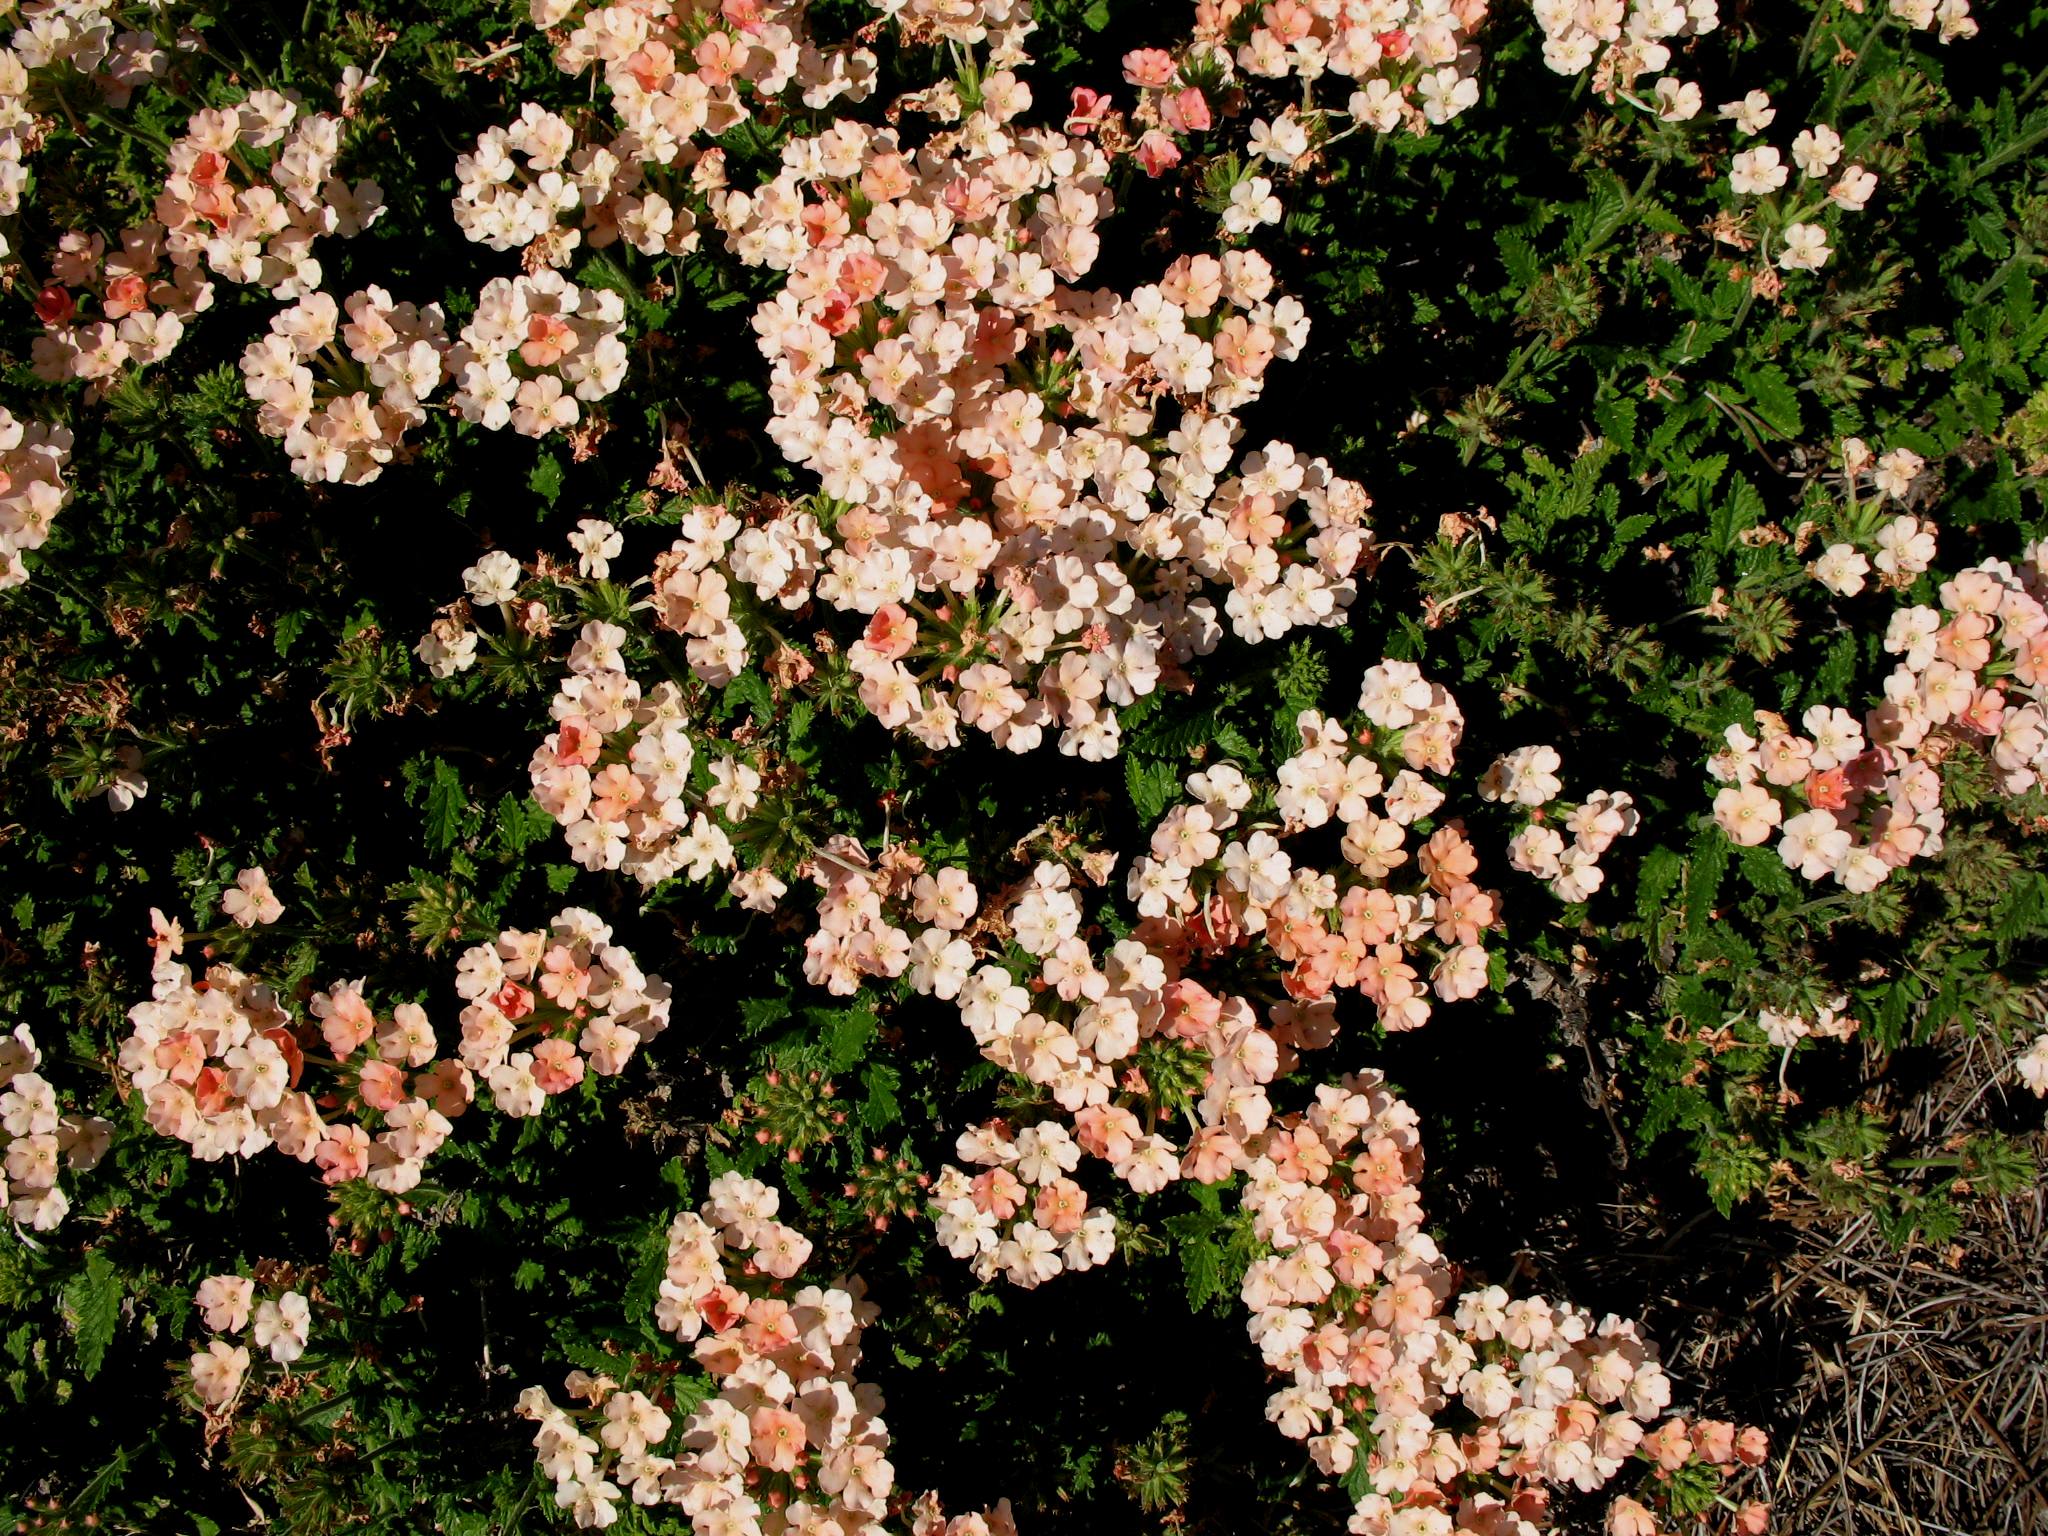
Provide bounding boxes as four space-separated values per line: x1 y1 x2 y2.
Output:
748 1406 807 1472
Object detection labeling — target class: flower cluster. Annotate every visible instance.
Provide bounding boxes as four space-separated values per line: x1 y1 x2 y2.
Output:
709 88 1363 758
909 667 1504 1287
187 1273 311 1410
449 908 674 1114
1709 546 2048 890
452 271 631 435
526 619 749 885
30 222 198 395
514 644 1500 1277
239 287 447 484
539 0 882 131
459 0 881 272
871 0 1038 61
1530 0 1718 93
28 69 381 403
528 573 1449 987
1 1 174 258
0 1023 110 1231
799 839 977 998
520 1172 1017 1534
501 0 888 270
1485 747 1640 904
932 1114 1121 1289
1806 438 1933 597
121 913 468 1190
1113 0 1485 206
0 405 71 589
1239 1071 1771 1536
424 523 763 884
242 268 628 482
122 901 666 1188
1718 97 1889 279
154 93 380 297
450 103 595 268
1526 8 1926 286
1190 0 1484 150
636 503 757 684
1885 0 1978 43
1752 996 1857 1052
1125 667 1487 1029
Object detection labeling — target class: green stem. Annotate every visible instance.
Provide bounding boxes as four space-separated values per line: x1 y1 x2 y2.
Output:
1967 116 2048 188
1497 336 1547 394
1820 9 1888 121
2017 58 2048 110
1968 249 2043 306
85 108 174 155
1796 0 1834 74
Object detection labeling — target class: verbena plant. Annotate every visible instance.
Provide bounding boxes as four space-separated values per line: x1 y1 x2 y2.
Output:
0 0 2043 1532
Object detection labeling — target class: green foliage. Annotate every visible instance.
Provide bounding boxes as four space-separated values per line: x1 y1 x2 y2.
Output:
58 1251 120 1381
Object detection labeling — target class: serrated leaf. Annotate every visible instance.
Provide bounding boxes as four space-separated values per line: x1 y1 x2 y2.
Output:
528 454 564 507
860 1063 901 1130
1163 1209 1224 1312
818 1006 876 1072
61 1249 120 1380
1634 844 1682 930
424 759 467 853
1735 363 1802 438
1125 755 1180 823
1682 829 1730 942
1601 513 1656 569
1594 395 1638 453
1696 1134 1770 1216
740 995 792 1037
1989 871 2048 960
1738 844 1796 899
1495 230 1541 287
71 1446 129 1512
1212 723 1259 764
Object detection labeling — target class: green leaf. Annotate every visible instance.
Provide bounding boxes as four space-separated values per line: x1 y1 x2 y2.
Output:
493 793 555 857
1163 1209 1225 1312
1634 844 1682 931
71 1446 130 1512
1738 844 1796 900
1594 395 1638 453
1735 363 1802 438
818 1006 877 1072
424 759 468 854
1125 755 1180 824
740 995 792 1037
1696 1134 1770 1216
528 454 565 507
274 609 309 657
60 1249 121 1380
1601 513 1656 569
1990 871 2048 960
1496 230 1541 288
1682 828 1731 942
1212 722 1259 764
860 1063 901 1130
